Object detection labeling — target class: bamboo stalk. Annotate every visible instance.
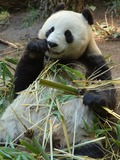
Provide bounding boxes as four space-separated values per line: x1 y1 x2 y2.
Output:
103 107 120 120
40 79 78 95
56 99 71 154
49 119 53 160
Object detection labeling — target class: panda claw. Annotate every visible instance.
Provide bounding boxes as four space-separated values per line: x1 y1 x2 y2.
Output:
27 39 48 53
83 91 106 108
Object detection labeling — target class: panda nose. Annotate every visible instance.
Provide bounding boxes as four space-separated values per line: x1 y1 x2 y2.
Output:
47 41 58 48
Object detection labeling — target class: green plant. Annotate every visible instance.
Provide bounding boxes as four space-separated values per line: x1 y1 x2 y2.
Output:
0 61 120 159
0 57 18 114
0 10 10 28
104 0 120 14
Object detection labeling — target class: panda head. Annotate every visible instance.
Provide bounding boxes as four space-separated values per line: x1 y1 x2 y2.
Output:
38 7 94 59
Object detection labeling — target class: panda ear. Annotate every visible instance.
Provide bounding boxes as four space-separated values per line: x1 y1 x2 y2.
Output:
54 2 66 13
82 8 94 25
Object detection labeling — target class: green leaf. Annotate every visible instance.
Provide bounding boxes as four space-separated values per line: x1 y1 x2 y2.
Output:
3 63 13 78
5 58 18 65
21 154 28 160
0 149 13 159
33 137 49 160
22 152 36 160
0 99 4 105
20 139 39 154
16 155 22 160
58 64 85 79
116 123 120 141
53 111 62 121
113 32 119 39
113 139 120 147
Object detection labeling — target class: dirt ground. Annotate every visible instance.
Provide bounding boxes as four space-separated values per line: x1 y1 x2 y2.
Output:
0 5 120 111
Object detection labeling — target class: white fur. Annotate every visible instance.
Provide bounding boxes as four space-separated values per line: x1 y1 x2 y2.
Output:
0 10 100 150
0 89 94 147
0 64 94 148
38 10 101 59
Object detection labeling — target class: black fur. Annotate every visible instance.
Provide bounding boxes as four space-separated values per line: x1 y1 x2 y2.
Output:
58 54 116 116
13 7 116 158
64 30 74 43
83 89 116 116
14 39 116 113
47 41 58 48
54 2 65 13
80 50 111 80
14 39 47 98
79 48 116 115
46 26 55 38
74 143 105 158
82 8 94 25
13 38 116 158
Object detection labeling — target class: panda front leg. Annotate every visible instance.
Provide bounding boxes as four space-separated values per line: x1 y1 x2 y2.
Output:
14 38 48 98
0 39 48 143
83 88 116 116
80 53 116 116
74 53 116 158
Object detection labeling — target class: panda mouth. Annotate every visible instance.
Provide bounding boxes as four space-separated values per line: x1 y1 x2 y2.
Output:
48 49 64 55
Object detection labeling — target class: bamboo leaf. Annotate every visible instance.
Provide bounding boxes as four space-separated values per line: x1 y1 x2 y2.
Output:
22 152 36 160
58 64 85 79
116 123 120 141
16 155 21 160
3 63 13 78
5 57 18 65
0 147 22 158
20 139 39 154
0 149 13 159
32 137 49 160
4 62 16 72
21 154 29 160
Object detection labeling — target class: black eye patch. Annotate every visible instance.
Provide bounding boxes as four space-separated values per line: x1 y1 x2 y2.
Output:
46 26 55 38
64 30 74 43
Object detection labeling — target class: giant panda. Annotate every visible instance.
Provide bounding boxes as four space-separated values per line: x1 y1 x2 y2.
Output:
0 3 116 159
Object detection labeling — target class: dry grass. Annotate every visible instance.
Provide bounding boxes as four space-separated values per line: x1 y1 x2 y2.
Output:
0 58 120 159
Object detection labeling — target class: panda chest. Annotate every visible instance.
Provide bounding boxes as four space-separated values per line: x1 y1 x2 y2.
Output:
38 63 94 147
45 62 85 85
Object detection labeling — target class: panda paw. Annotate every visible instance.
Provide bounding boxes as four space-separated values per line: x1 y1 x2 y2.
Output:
27 39 48 53
83 91 107 111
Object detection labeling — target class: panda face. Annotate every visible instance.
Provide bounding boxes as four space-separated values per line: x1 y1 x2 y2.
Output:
46 27 74 44
38 10 93 59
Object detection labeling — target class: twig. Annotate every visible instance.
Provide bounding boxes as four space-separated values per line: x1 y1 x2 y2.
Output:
105 7 109 28
0 38 18 49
